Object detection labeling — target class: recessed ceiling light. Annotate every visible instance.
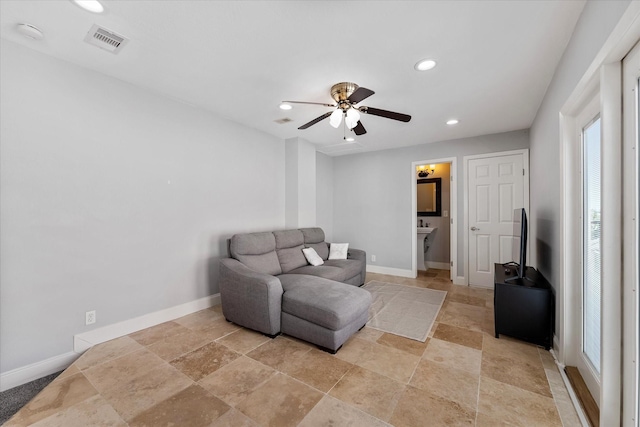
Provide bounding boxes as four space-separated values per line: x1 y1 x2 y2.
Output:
71 0 104 13
414 59 437 71
345 137 355 142
446 119 459 125
279 103 292 110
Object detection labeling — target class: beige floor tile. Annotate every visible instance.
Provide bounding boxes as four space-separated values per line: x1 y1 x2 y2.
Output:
74 336 143 371
216 328 271 354
353 326 384 342
55 364 80 380
333 337 376 364
481 336 551 398
544 367 582 427
409 359 480 412
5 373 99 426
246 335 312 371
147 329 211 361
427 281 453 292
196 318 241 341
282 348 353 392
539 348 558 370
447 292 487 307
376 332 430 357
198 356 277 407
432 323 483 350
128 384 230 427
236 373 323 427
170 341 241 382
422 338 482 374
298 395 391 427
174 308 225 331
439 302 487 332
129 321 190 346
210 408 260 427
355 341 421 383
83 348 165 393
389 385 475 427
329 366 405 421
29 395 125 427
100 363 193 421
477 376 562 427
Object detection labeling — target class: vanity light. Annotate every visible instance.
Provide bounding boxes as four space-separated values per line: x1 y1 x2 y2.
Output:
279 103 292 110
446 119 459 125
414 59 437 71
71 0 104 13
417 164 435 178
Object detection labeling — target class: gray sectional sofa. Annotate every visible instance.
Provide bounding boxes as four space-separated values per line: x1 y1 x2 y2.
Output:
219 227 371 353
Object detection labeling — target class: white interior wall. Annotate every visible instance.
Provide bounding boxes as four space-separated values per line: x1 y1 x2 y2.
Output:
316 152 334 241
0 40 285 374
285 137 316 228
332 130 529 277
528 0 631 340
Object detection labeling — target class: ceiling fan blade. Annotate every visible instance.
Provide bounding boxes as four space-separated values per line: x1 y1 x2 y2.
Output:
298 112 333 130
352 121 367 135
359 106 411 122
347 87 375 104
283 101 335 107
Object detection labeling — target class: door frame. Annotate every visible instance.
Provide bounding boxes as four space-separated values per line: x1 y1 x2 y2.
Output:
410 157 457 281
462 149 530 286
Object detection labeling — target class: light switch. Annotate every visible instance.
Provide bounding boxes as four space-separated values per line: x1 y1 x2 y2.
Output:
443 210 448 217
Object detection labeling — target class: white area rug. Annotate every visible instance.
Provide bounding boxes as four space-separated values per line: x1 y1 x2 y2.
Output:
362 281 447 342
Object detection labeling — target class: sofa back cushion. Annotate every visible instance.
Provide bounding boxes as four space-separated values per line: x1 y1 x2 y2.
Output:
274 229 308 273
300 227 329 260
230 232 282 276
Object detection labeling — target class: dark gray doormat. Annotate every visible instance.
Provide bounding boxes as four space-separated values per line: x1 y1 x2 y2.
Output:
0 371 62 425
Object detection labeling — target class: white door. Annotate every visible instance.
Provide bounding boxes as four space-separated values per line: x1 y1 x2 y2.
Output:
468 153 526 287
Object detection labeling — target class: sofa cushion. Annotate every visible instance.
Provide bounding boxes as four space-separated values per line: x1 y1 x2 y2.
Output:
322 259 363 281
230 232 282 276
285 265 345 282
273 230 308 273
300 228 329 260
279 274 372 330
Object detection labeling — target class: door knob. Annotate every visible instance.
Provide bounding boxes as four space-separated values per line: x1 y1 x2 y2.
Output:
471 226 480 231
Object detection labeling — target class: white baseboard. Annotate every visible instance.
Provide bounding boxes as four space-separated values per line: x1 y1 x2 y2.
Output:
425 261 451 270
74 294 221 353
453 276 466 285
0 352 79 392
1 294 221 392
366 265 414 278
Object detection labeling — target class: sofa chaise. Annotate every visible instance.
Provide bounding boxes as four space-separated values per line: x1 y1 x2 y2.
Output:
219 227 371 352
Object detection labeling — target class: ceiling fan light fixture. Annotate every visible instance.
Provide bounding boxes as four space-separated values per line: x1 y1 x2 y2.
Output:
345 136 355 142
345 108 360 129
279 103 292 110
414 59 437 71
71 0 104 13
329 109 343 128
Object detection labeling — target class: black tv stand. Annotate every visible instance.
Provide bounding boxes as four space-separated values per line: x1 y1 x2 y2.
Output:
494 264 554 350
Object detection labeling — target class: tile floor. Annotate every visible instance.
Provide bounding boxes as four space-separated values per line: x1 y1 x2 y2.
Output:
6 270 581 426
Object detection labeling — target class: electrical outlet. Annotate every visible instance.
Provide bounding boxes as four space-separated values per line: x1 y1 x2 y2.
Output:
371 255 376 262
85 310 96 325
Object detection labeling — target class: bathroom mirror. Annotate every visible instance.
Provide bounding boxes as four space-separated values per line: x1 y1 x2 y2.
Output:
417 178 441 216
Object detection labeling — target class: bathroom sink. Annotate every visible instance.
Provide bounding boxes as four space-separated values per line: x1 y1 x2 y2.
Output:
417 227 436 234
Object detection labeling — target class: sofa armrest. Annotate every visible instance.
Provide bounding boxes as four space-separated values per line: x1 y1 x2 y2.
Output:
219 258 283 336
347 248 367 285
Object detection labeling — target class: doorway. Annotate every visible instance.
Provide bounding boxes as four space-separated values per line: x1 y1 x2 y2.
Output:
411 157 457 282
463 149 530 288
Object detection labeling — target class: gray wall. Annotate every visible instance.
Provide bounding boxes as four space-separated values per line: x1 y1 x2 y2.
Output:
529 0 631 335
332 130 529 276
0 41 285 373
316 152 334 242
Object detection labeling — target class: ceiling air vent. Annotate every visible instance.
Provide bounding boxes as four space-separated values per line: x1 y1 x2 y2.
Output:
274 118 293 124
84 24 128 54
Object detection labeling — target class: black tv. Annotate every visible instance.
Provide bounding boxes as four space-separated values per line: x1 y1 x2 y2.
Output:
506 208 529 282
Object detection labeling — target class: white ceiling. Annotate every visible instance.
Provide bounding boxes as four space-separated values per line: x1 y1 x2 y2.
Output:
0 1 585 155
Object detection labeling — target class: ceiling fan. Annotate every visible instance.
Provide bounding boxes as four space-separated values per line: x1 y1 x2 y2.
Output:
283 82 411 137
